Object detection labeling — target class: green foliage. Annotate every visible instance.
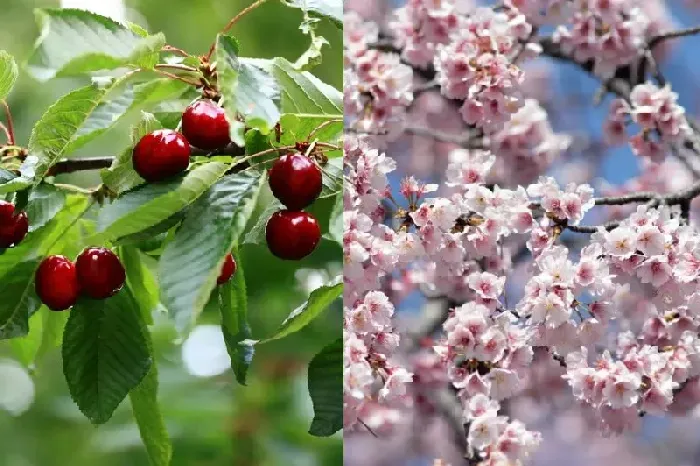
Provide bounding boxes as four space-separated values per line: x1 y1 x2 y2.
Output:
219 248 253 385
0 50 18 101
0 1 343 462
28 8 163 81
62 290 152 424
308 338 342 436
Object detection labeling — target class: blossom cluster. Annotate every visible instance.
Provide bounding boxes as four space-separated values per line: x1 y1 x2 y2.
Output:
465 394 542 464
344 12 413 135
433 7 533 131
606 83 690 162
343 136 414 431
551 0 649 77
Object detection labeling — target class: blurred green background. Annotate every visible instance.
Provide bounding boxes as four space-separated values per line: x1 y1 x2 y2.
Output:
0 1 343 465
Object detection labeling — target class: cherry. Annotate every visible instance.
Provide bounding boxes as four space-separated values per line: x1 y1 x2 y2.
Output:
182 99 231 151
268 153 322 211
217 253 237 285
35 255 80 311
133 129 191 182
266 210 321 260
75 247 126 299
0 201 28 248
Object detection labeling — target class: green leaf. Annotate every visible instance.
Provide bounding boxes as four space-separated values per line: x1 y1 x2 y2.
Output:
251 275 342 344
281 0 342 27
327 191 342 245
26 184 66 232
102 111 162 195
216 35 281 136
0 260 42 340
97 162 228 241
129 283 171 466
269 57 341 114
160 171 264 333
130 361 171 466
219 248 253 385
320 157 342 198
0 50 18 100
9 307 43 366
279 113 342 146
294 35 329 71
37 305 69 358
70 78 188 156
242 197 282 245
62 290 152 424
24 82 117 183
0 195 88 279
28 8 164 81
307 338 342 436
119 245 160 324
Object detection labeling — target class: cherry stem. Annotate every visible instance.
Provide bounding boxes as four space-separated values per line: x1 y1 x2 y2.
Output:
0 122 12 145
307 118 342 141
161 44 191 57
1 101 15 145
205 0 268 60
154 69 202 87
155 63 199 73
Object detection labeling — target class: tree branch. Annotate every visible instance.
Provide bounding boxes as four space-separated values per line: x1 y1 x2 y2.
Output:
47 143 246 176
648 25 700 50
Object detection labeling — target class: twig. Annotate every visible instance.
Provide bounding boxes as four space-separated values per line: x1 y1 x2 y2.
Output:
205 0 268 60
1 100 15 145
154 63 199 73
161 44 190 57
648 25 700 50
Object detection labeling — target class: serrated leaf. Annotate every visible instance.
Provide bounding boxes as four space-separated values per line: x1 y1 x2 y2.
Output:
327 191 342 245
219 248 253 385
101 111 162 194
281 0 342 26
70 78 187 156
24 82 118 182
28 8 164 81
0 195 88 279
269 57 341 114
160 171 264 333
307 338 342 436
129 284 171 466
0 50 18 101
216 35 281 135
250 276 342 344
294 35 329 71
97 162 228 241
119 245 159 324
26 184 66 232
320 157 342 198
243 197 282 245
62 290 152 424
279 113 342 146
0 260 42 340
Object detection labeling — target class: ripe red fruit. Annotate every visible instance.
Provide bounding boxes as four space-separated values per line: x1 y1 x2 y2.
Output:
266 210 321 260
133 129 191 182
75 248 126 299
182 99 231 150
268 153 323 211
0 201 28 248
217 253 237 285
35 255 80 311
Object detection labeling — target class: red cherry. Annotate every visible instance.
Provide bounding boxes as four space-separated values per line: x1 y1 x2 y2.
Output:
266 210 321 260
75 248 126 299
0 201 28 248
133 129 191 182
268 153 322 211
217 253 237 285
35 255 80 311
182 99 231 151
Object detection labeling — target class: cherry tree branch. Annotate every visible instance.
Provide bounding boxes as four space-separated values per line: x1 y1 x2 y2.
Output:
647 25 700 50
47 143 246 176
